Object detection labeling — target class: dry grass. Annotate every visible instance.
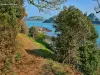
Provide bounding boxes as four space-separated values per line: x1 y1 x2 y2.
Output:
14 33 45 75
16 33 40 50
13 33 82 75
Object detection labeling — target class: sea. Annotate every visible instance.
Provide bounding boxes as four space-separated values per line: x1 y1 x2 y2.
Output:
26 20 100 46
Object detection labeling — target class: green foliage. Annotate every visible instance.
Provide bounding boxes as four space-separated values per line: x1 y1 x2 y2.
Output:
0 0 24 27
4 60 11 72
78 42 100 75
54 6 95 63
29 26 46 40
26 35 54 59
15 52 21 61
36 39 51 50
0 0 24 74
28 0 67 11
37 32 46 40
42 60 68 75
29 26 38 38
53 6 100 75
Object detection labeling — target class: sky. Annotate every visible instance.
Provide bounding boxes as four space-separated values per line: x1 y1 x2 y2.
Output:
24 0 100 19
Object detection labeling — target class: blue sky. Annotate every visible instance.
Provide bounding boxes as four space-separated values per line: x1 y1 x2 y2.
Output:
24 0 100 19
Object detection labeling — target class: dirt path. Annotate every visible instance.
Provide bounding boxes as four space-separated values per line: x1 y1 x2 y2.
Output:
15 33 45 75
17 33 40 50
14 33 82 75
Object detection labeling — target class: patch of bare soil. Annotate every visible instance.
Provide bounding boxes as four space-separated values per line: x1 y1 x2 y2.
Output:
14 33 82 75
15 33 45 75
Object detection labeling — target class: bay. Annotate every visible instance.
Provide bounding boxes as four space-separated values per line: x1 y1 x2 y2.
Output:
94 24 100 46
26 20 56 36
26 21 100 46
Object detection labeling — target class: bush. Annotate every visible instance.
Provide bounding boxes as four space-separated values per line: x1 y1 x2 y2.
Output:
42 60 68 75
0 0 24 74
0 26 19 74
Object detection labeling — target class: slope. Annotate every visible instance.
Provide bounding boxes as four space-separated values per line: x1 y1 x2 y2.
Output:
14 33 81 75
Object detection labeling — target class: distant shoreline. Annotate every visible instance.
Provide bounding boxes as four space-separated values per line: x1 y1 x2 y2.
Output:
92 21 100 25
94 24 100 25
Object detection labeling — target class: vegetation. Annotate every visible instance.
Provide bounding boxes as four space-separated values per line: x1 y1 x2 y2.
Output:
20 19 29 34
78 42 100 75
43 16 56 23
53 6 100 75
1 0 100 75
29 26 46 40
0 0 25 74
26 35 54 59
0 0 68 74
28 0 67 11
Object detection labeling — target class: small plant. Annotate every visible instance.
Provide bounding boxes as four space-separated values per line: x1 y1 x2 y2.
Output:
15 52 21 61
4 59 11 72
13 72 17 75
42 60 68 75
57 72 66 75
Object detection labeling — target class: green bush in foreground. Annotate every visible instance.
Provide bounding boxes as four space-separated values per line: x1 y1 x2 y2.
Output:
0 0 24 74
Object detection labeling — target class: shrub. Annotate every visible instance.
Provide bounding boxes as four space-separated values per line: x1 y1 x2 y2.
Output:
0 0 24 74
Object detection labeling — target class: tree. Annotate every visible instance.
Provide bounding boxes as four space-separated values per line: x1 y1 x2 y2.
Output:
94 0 100 13
53 6 99 74
27 0 67 11
0 0 67 74
54 6 92 63
29 26 46 40
29 26 38 38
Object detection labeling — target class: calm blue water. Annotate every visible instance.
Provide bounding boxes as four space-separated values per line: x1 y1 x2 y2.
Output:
94 24 100 46
26 21 55 36
26 21 100 46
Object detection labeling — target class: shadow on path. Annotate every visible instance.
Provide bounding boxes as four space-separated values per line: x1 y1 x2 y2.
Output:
25 49 55 59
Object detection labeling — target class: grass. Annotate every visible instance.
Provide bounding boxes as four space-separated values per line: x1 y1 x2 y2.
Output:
25 35 55 59
42 60 69 75
17 33 81 75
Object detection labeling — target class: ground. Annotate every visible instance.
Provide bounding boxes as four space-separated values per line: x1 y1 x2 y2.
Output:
14 33 81 75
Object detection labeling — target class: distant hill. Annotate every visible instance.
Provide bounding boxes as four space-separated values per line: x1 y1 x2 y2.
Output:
25 16 44 21
88 13 100 24
43 13 100 24
43 16 56 23
88 13 97 21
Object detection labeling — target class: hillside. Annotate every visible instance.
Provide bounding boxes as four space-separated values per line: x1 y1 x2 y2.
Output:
24 16 44 21
88 13 100 24
43 13 100 24
43 16 56 23
14 33 82 75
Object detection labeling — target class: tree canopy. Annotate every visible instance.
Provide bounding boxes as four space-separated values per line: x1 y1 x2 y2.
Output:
28 0 67 11
53 6 99 75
